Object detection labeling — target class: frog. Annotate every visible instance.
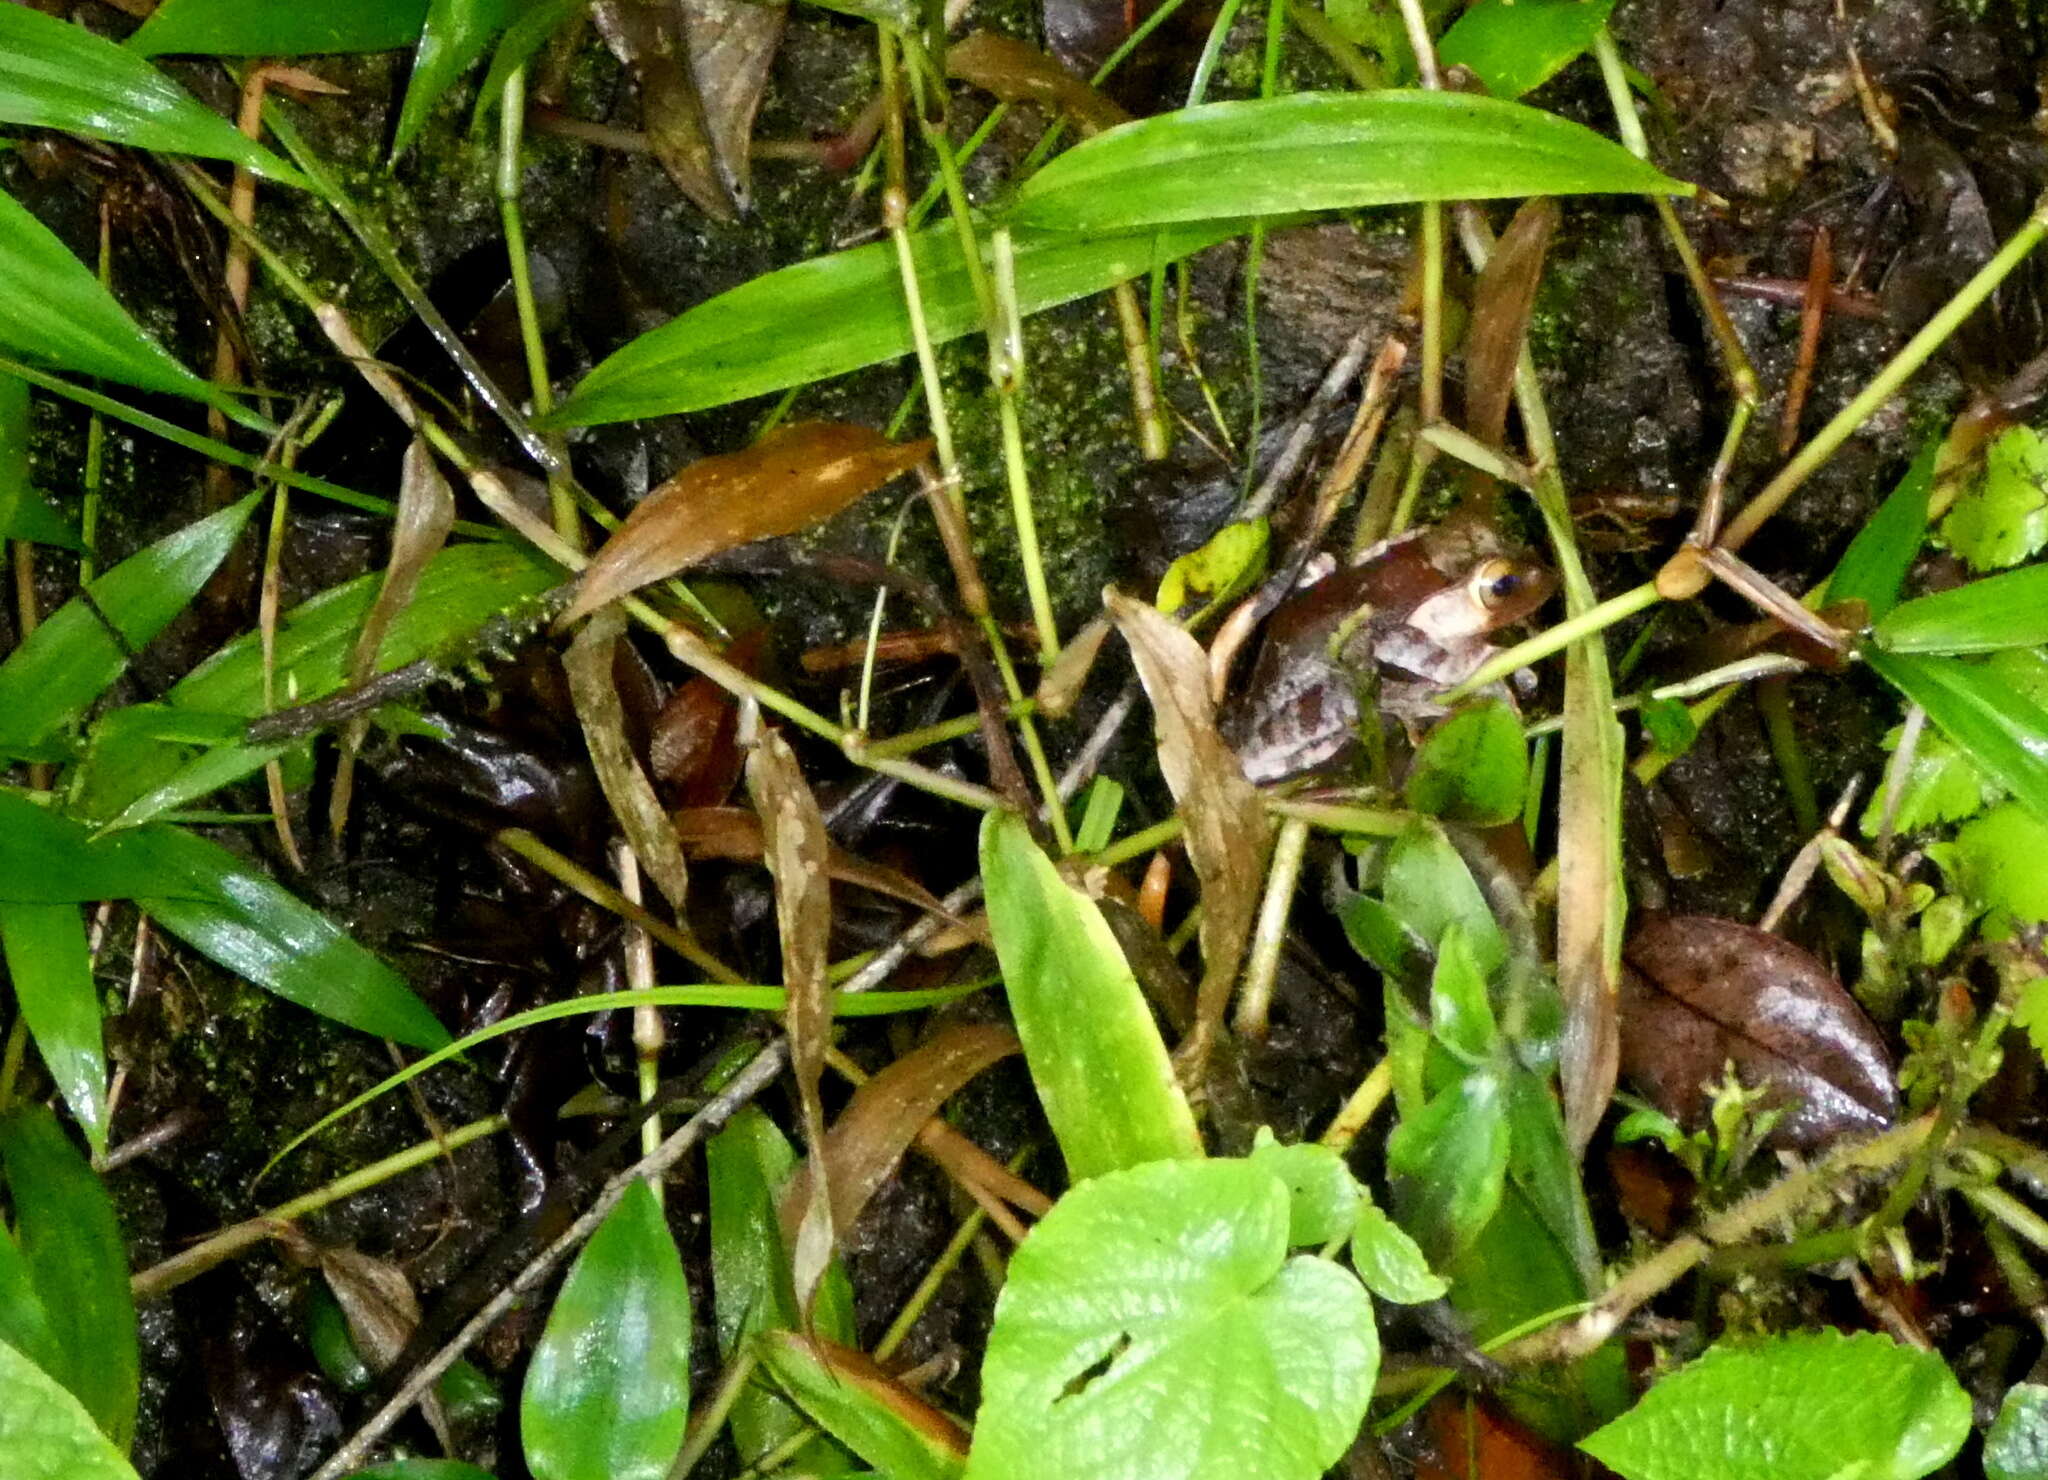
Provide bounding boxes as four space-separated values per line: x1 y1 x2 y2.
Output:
1223 521 1554 785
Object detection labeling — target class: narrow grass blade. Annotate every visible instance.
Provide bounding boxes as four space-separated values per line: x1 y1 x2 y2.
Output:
0 493 259 762
1007 91 1686 232
392 0 516 157
979 810 1201 1180
0 193 268 430
129 0 430 55
1876 564 2048 655
1825 438 1936 621
1868 650 2048 825
0 1108 139 1448
0 903 108 1158
131 826 451 1049
543 216 1247 426
0 7 306 184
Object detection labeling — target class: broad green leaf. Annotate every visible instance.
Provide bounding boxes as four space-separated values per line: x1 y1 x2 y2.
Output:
393 0 518 156
1386 1063 1510 1263
966 1158 1378 1480
1427 924 1497 1063
130 0 430 55
1826 439 1937 619
131 825 451 1049
1941 426 2048 572
1877 564 2048 654
979 811 1201 1181
1438 0 1616 100
707 1107 855 1470
1335 890 1431 988
522 1181 690 1480
0 1108 139 1448
0 1217 61 1379
0 193 268 431
0 373 79 549
1928 802 2048 928
1155 519 1269 615
1867 650 2048 825
1380 819 1508 981
475 0 590 124
1579 1331 1970 1480
1987 1382 2048 1480
0 7 306 183
1246 1130 1362 1247
0 902 108 1157
0 493 260 762
1349 1201 1445 1304
545 216 1244 426
1007 91 1687 233
2017 979 2048 1064
758 1333 966 1480
1500 1062 1600 1286
0 1339 140 1480
0 789 206 904
1405 700 1527 825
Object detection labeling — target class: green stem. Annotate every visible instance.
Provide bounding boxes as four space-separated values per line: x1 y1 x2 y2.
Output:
1443 581 1662 701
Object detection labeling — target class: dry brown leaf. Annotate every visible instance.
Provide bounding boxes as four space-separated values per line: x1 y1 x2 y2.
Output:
1104 588 1271 1064
566 607 694 913
315 1244 452 1452
592 0 732 219
562 422 932 624
758 1332 973 1455
685 0 786 214
1556 637 1624 1157
947 31 1131 134
671 806 971 932
1035 614 1111 719
1463 198 1559 453
780 1024 1027 1239
746 716 836 1317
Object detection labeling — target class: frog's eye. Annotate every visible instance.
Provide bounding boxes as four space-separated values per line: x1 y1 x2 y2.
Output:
1468 557 1526 611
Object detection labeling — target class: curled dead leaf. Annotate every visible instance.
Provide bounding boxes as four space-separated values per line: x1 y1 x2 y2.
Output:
562 422 932 624
947 31 1131 134
1620 913 1898 1149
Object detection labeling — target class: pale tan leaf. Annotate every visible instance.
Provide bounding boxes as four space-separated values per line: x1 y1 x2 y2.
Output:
1035 614 1111 719
685 0 786 214
562 422 932 624
317 1244 453 1452
1104 588 1272 1063
593 0 734 219
1464 198 1559 452
1557 639 1625 1156
565 607 693 912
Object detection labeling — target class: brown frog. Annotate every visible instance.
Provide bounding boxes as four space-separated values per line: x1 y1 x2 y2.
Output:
1224 524 1554 784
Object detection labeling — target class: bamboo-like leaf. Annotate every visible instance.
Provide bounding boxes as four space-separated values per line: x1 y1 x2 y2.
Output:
562 422 930 623
0 373 79 550
0 6 307 183
1438 0 1616 100
0 1340 139 1480
393 0 517 157
131 826 451 1049
1868 650 2048 826
521 1181 691 1480
543 217 1247 426
0 494 259 762
0 1108 138 1448
1826 438 1936 621
979 810 1202 1179
0 903 107 1159
0 193 269 430
1876 564 2048 655
0 789 205 903
1007 90 1687 232
129 0 430 55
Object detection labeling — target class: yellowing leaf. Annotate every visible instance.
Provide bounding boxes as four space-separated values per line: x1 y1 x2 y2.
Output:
562 423 931 623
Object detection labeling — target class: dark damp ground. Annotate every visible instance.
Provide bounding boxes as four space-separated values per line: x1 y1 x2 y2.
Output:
7 0 2046 1474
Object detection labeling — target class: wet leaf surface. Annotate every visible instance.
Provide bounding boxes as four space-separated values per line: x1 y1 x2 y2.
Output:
1620 913 1897 1149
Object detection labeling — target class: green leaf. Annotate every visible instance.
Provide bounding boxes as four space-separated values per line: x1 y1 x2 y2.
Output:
1405 700 1528 825
0 902 108 1157
1246 1130 1362 1247
1826 438 1936 620
1428 923 1498 1062
1380 820 1508 981
1859 724 1996 835
0 790 203 904
707 1107 855 1470
0 7 306 183
0 493 260 762
393 0 518 156
1579 1330 1970 1480
1335 890 1431 987
1877 564 2048 655
1155 519 1269 615
521 1180 692 1480
545 216 1244 426
1866 650 2048 826
966 1159 1378 1480
0 192 268 430
979 811 1201 1181
1007 91 1687 233
1385 1063 1510 1263
0 1108 139 1449
1349 1201 1446 1304
0 1340 140 1480
1438 0 1616 100
0 1217 61 1379
2016 978 2048 1066
129 0 430 55
1941 426 2048 572
131 825 450 1049
1928 802 2048 928
0 373 79 549
757 1333 965 1480
475 0 590 125
1637 696 1698 759
1986 1382 2048 1480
